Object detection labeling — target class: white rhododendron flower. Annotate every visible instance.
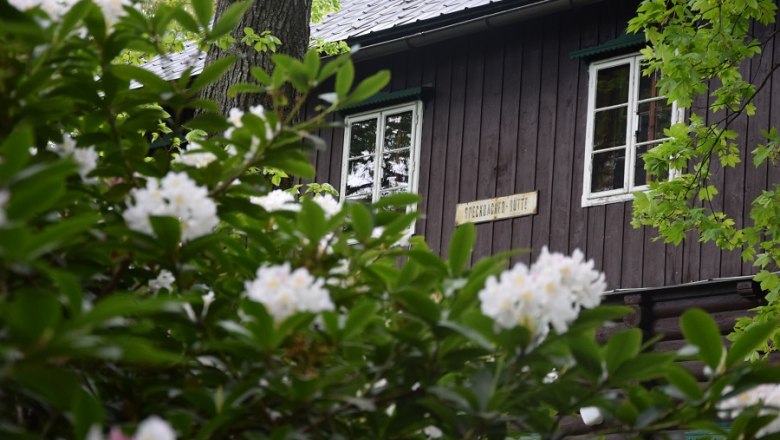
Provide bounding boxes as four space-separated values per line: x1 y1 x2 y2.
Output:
227 108 244 127
244 263 334 321
53 135 99 182
0 189 9 228
718 384 780 436
177 143 217 168
86 415 175 440
478 246 606 342
313 194 341 218
580 406 604 426
134 415 176 440
8 0 73 20
423 425 443 439
249 104 281 142
251 189 300 212
94 0 132 27
123 172 219 242
149 270 175 292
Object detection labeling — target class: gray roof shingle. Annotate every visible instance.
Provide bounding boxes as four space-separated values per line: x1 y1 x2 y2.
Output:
141 0 502 80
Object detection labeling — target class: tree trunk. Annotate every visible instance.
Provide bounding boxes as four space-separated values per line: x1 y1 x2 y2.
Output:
199 0 313 115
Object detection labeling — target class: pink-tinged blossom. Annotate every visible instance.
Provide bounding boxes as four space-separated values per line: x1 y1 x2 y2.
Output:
244 263 334 321
123 172 218 242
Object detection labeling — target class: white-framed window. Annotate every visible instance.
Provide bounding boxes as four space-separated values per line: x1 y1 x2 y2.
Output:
340 102 423 205
581 53 684 207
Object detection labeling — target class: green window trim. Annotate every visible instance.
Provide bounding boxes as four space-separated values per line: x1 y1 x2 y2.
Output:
338 86 433 115
570 33 647 61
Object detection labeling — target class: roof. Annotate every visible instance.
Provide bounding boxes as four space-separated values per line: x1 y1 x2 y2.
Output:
312 0 502 44
141 0 512 79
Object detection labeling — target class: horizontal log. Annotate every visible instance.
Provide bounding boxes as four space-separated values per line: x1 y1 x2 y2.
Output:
653 337 731 354
652 294 762 319
652 310 753 340
596 322 631 343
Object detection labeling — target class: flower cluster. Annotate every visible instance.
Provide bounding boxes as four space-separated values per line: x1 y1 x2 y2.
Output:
123 172 219 242
251 189 299 212
87 415 175 440
149 269 175 292
718 384 780 436
224 105 280 147
52 135 99 182
250 189 342 218
244 263 334 321
9 0 130 25
478 247 606 341
176 142 217 169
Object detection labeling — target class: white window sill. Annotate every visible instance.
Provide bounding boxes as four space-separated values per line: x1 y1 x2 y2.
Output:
581 190 643 207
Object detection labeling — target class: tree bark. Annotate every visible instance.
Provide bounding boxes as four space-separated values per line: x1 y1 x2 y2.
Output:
199 0 313 115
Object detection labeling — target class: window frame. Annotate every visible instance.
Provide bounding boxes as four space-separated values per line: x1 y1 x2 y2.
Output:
339 101 423 205
581 53 684 207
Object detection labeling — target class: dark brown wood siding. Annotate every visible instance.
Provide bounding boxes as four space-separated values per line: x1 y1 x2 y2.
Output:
310 0 780 290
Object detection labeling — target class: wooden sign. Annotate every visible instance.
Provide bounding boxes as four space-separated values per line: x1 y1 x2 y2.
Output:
455 191 538 225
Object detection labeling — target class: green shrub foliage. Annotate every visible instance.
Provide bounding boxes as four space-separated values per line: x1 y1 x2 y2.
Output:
1 0 780 438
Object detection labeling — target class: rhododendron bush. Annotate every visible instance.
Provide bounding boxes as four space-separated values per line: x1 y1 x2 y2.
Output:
2 0 780 438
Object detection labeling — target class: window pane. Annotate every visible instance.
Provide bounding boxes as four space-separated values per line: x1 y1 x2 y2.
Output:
346 156 375 198
596 64 630 108
594 107 627 150
591 149 626 192
381 148 410 190
349 118 377 158
384 111 413 150
637 99 672 144
639 70 661 101
634 143 667 187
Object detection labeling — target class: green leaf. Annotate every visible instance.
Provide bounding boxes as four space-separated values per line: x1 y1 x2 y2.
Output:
395 287 440 323
210 1 251 38
727 320 778 367
569 331 603 380
303 48 320 82
448 223 475 276
8 292 61 343
72 388 104 440
343 300 377 339
24 212 100 260
373 192 420 208
350 202 372 241
665 364 703 400
409 249 449 276
149 215 182 252
184 112 230 132
171 8 200 33
0 124 33 182
190 56 237 93
70 294 178 328
191 0 212 26
7 160 74 220
298 199 328 243
342 70 390 106
335 60 354 98
604 328 642 375
680 308 724 371
111 64 171 93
